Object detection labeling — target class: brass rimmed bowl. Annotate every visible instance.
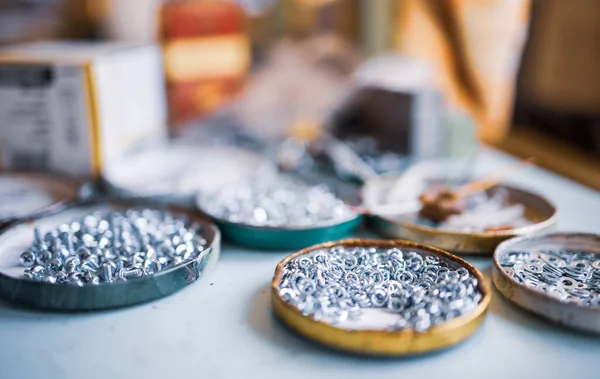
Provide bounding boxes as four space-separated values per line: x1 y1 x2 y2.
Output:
364 179 557 255
271 238 491 355
492 232 600 333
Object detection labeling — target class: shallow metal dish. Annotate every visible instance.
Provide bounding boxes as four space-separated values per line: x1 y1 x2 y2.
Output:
195 177 363 250
364 178 557 254
492 232 600 333
0 171 82 229
272 238 491 355
0 200 220 311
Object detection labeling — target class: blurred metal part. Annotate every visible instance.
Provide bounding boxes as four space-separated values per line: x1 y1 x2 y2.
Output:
341 136 410 174
181 110 268 153
276 137 313 173
323 134 378 182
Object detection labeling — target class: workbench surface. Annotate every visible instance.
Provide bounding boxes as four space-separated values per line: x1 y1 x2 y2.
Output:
1 148 599 379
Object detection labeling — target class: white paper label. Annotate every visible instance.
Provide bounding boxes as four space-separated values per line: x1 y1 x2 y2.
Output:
0 63 93 175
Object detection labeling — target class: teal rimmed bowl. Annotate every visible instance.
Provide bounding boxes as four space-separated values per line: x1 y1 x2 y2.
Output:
208 215 363 250
0 200 220 311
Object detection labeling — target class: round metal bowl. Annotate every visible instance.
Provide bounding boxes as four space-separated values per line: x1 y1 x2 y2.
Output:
0 171 83 229
203 214 362 250
272 239 491 355
366 184 557 255
0 200 220 311
492 232 600 333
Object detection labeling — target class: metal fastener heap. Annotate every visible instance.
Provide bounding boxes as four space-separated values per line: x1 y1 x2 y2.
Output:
201 179 356 227
499 249 600 306
20 209 208 285
278 245 483 332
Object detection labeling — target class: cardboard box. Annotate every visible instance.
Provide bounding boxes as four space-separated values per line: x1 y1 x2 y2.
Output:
0 41 167 177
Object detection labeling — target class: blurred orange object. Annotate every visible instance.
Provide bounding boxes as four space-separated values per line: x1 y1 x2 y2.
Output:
163 35 250 82
161 0 245 38
167 78 244 122
159 0 250 133
394 0 531 143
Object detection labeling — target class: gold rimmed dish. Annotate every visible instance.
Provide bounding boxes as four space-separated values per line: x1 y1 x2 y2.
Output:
271 238 491 355
363 172 557 255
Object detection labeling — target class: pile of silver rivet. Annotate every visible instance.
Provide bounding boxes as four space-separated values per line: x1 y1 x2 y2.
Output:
278 246 483 332
200 179 355 227
19 209 208 285
500 249 600 306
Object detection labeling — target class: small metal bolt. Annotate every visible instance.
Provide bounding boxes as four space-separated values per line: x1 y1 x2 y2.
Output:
174 244 187 257
76 246 91 260
55 271 69 284
28 265 47 280
68 272 84 286
33 227 42 244
19 250 36 267
44 231 58 243
47 258 63 273
145 246 156 260
80 259 99 273
157 256 168 266
157 244 174 257
57 223 71 233
35 249 52 266
142 259 157 275
44 275 57 284
118 267 144 280
131 252 145 267
53 246 70 261
64 256 80 273
102 261 116 282
114 255 129 270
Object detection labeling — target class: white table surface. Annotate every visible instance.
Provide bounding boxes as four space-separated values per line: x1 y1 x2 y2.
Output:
1 147 599 379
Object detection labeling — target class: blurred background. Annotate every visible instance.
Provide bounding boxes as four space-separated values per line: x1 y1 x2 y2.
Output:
0 0 598 190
